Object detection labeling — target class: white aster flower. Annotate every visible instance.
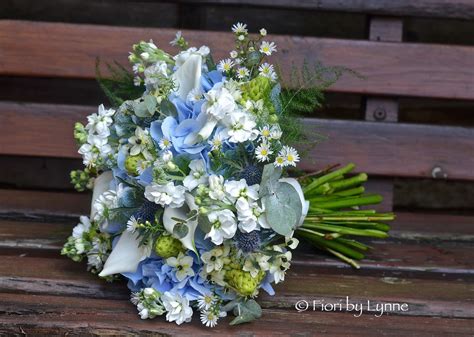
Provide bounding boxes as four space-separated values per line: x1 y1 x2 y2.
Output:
258 63 277 81
279 146 300 167
197 294 216 311
208 132 225 151
255 142 272 162
200 310 220 328
274 155 286 168
230 50 238 58
205 210 237 245
158 137 172 150
162 292 193 325
208 175 226 200
217 58 234 73
231 22 248 34
259 41 277 56
223 111 258 143
224 179 259 203
183 159 208 191
166 252 195 281
126 215 140 233
144 182 186 208
259 125 271 139
236 67 250 79
260 28 267 36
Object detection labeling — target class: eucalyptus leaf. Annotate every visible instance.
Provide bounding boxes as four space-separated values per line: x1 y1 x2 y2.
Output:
263 182 303 236
230 300 262 325
197 214 212 233
144 95 157 114
160 99 178 117
134 101 150 117
259 164 282 197
173 223 189 239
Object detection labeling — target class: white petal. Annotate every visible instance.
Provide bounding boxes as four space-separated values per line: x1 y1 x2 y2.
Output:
99 230 150 277
90 171 113 220
172 54 202 100
163 193 199 254
279 178 309 227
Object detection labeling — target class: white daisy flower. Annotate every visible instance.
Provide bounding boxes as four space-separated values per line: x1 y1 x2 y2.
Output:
279 146 300 167
260 28 267 36
166 253 195 282
217 58 234 73
208 132 225 151
231 22 248 34
274 155 286 168
187 87 203 103
126 215 140 233
255 142 273 162
158 137 172 150
197 294 216 310
259 41 277 56
200 310 219 328
236 67 250 79
258 63 278 81
259 125 271 138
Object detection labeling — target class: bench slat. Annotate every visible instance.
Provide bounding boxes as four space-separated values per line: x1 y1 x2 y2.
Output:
2 102 473 180
1 20 474 100
1 293 473 336
171 0 474 20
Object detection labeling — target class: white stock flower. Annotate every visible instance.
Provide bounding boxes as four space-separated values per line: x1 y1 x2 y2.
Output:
183 159 207 191
145 182 186 208
202 84 237 121
270 125 282 140
236 198 264 233
208 175 226 200
72 216 92 239
224 179 259 203
166 253 195 281
205 210 237 245
92 189 117 221
174 46 209 67
170 30 182 46
86 104 115 138
162 292 193 325
223 111 258 143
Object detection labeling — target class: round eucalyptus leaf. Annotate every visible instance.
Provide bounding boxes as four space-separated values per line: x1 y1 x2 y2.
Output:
173 223 189 239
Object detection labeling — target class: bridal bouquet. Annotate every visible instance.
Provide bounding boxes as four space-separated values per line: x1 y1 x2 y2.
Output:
63 23 394 327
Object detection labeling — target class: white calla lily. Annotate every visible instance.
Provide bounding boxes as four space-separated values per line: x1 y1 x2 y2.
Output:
279 178 309 227
99 230 152 277
163 193 199 254
90 171 113 220
172 54 202 101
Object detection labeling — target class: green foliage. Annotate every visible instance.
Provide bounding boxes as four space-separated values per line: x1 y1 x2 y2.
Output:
276 61 358 145
96 59 144 107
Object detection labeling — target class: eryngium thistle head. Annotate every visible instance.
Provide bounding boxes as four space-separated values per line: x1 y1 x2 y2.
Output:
134 200 161 223
239 165 263 186
235 230 261 253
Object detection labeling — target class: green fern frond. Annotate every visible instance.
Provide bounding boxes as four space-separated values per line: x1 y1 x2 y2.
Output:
96 59 144 107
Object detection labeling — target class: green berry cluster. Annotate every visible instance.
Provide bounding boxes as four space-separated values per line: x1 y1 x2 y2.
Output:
70 168 95 192
154 235 185 259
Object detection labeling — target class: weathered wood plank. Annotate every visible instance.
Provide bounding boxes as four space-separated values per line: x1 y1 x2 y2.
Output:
0 256 472 318
2 102 474 180
0 189 90 217
171 0 474 20
1 20 474 99
1 293 473 336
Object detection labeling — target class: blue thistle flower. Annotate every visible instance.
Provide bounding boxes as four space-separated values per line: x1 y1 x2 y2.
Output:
134 200 161 223
239 165 263 186
235 231 261 253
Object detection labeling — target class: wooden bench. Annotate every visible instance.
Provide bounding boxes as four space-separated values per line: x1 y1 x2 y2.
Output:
0 1 473 335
